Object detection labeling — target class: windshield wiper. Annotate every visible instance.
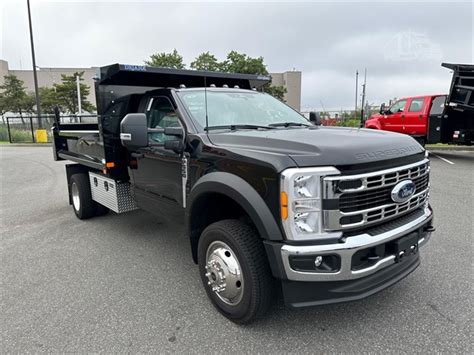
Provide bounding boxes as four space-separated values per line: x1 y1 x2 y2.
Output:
269 122 311 128
205 124 276 131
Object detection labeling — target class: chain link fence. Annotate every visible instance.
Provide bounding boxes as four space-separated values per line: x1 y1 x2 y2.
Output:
0 115 98 143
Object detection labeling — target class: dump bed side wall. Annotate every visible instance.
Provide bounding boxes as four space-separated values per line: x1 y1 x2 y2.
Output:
441 63 474 144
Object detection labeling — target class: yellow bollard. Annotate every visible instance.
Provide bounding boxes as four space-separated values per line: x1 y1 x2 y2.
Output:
35 129 48 143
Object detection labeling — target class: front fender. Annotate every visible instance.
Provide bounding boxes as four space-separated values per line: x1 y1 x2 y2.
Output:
187 172 283 242
365 119 382 130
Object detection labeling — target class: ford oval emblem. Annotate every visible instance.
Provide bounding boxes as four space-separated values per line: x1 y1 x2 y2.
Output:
391 180 416 203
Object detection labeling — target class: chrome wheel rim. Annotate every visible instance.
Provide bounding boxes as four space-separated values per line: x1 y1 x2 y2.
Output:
71 182 80 212
205 241 244 306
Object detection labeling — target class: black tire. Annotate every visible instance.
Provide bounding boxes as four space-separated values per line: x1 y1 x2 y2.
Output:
198 219 275 324
415 137 426 147
69 173 96 220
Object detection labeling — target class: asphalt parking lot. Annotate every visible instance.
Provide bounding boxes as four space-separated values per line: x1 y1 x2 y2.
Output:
1 146 472 353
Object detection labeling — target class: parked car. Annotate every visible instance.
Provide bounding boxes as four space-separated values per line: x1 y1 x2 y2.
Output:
52 64 434 323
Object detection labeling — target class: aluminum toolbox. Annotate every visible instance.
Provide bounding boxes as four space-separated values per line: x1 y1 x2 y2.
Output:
89 172 137 213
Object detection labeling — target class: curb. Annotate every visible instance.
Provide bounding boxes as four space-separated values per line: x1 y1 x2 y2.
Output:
426 145 474 152
0 143 52 147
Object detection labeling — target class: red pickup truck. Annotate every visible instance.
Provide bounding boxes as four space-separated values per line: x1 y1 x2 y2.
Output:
365 63 474 146
365 94 446 145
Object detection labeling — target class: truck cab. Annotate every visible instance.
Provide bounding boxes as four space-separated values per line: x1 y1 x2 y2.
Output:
53 64 435 324
365 94 446 145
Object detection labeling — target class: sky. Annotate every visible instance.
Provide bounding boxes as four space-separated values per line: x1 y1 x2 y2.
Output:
1 0 473 110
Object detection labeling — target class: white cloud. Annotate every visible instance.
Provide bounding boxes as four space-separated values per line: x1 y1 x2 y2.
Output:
1 0 472 109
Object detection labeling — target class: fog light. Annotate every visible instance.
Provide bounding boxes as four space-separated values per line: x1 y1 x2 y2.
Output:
289 254 341 272
314 255 323 267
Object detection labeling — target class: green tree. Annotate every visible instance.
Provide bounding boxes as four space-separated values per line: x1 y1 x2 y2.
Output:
190 51 222 71
145 50 288 101
264 85 287 102
0 74 31 118
22 92 37 114
195 50 287 101
39 87 58 114
145 49 185 69
221 51 268 75
54 72 95 114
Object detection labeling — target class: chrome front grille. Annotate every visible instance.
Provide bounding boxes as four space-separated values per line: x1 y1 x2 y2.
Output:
323 159 430 231
339 173 429 213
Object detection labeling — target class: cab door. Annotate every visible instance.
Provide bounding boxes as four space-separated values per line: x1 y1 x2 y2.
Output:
383 99 408 133
131 95 185 217
404 97 427 136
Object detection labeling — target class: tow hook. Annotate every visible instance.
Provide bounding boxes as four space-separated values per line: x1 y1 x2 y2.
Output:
424 225 436 233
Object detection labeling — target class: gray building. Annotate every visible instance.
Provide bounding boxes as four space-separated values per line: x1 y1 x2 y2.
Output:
0 59 302 112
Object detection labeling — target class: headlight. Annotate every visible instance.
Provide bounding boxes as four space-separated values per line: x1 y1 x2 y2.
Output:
280 167 340 240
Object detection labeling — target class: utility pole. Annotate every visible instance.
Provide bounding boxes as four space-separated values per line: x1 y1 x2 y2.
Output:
355 70 359 119
27 0 42 128
360 68 367 127
76 75 82 115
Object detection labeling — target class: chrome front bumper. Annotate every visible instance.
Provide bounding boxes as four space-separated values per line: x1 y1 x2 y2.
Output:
280 206 433 282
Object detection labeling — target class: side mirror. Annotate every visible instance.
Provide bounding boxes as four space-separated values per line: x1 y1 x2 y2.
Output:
309 111 322 126
164 126 184 138
163 126 185 154
120 113 148 148
379 103 386 114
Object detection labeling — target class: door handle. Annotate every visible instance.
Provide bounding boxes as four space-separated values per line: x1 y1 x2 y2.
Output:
131 152 144 159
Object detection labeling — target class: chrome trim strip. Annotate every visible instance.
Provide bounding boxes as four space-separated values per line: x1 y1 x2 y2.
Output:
280 206 432 282
351 255 395 275
58 130 100 136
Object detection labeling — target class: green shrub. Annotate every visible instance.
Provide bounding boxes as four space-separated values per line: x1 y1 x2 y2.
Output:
334 119 361 128
0 125 35 142
0 126 9 141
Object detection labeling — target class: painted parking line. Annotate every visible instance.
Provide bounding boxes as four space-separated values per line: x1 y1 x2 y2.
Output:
428 151 455 165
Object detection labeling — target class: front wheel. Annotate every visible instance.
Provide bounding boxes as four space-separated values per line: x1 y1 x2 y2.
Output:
198 219 275 324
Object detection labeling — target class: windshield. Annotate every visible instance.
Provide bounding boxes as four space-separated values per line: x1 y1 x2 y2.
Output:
177 90 310 129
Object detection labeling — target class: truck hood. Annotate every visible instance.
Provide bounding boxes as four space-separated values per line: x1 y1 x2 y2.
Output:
208 126 424 168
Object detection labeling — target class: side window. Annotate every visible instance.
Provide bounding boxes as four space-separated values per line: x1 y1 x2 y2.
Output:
146 96 181 143
429 96 446 115
408 98 425 112
389 99 407 113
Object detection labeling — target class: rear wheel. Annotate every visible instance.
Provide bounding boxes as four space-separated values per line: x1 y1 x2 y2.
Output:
70 173 97 220
198 219 275 324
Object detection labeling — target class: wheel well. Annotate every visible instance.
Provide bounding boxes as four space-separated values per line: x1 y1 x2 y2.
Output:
189 193 253 263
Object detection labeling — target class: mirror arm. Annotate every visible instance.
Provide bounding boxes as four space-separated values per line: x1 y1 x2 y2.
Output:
148 128 165 133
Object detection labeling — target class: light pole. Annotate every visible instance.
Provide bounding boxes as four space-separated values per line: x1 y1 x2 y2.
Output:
355 70 359 119
76 75 82 115
360 68 367 127
27 0 42 128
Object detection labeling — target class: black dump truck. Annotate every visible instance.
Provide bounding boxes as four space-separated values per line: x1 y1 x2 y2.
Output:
428 63 474 145
53 64 435 323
